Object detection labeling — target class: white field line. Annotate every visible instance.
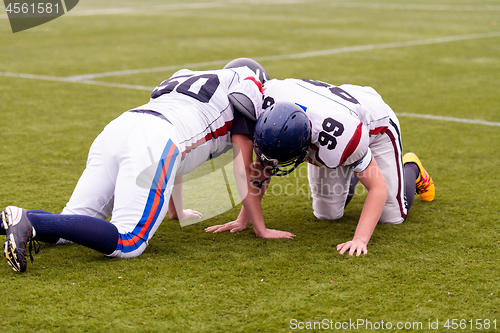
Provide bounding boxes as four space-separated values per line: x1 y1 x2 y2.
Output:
0 72 155 90
68 1 500 17
1 32 500 127
64 60 233 81
0 0 315 19
66 2 228 17
3 31 500 83
398 113 500 127
330 2 500 11
254 31 500 61
2 1 500 19
1 75 498 128
67 0 312 17
64 31 500 81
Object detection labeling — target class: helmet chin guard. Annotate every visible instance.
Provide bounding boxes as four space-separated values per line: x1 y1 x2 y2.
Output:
254 143 307 176
251 146 307 189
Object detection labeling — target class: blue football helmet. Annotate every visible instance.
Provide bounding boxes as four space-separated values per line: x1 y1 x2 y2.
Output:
223 57 269 84
254 101 311 183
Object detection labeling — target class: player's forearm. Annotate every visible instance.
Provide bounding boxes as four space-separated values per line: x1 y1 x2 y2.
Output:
233 165 253 225
354 185 387 244
241 167 270 236
241 194 266 236
352 158 388 245
231 133 274 236
230 195 264 233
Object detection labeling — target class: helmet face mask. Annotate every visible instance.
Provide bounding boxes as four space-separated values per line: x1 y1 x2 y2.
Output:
253 101 311 183
254 142 307 177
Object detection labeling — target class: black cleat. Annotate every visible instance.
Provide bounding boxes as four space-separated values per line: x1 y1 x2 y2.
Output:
2 206 39 272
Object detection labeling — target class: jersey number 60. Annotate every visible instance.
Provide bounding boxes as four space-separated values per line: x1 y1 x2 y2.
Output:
151 74 220 103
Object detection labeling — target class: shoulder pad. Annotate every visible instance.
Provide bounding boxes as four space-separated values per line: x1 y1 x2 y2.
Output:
228 92 257 121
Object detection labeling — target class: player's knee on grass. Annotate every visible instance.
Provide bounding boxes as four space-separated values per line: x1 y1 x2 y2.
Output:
311 190 346 221
106 242 148 258
378 207 405 225
314 211 345 221
312 204 344 221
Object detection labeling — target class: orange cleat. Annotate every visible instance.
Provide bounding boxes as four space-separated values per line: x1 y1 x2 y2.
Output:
403 152 435 201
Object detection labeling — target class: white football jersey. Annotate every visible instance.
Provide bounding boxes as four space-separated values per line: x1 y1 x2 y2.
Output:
263 79 394 172
135 67 262 174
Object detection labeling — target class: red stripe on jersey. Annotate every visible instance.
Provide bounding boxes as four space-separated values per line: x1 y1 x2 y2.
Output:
244 76 263 93
340 122 363 165
181 119 234 160
309 143 328 167
369 126 387 137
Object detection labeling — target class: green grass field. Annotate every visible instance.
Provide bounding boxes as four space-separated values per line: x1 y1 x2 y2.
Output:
1 0 500 332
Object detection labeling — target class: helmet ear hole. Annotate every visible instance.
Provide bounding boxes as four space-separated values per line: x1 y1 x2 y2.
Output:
284 125 288 131
291 115 296 119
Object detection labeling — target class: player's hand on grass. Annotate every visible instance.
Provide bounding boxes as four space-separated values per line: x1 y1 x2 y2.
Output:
182 209 202 220
205 222 295 239
256 228 296 239
171 209 202 221
205 219 248 233
336 237 368 256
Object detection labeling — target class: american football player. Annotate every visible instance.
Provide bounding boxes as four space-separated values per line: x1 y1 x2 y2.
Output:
207 78 435 256
1 59 294 273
